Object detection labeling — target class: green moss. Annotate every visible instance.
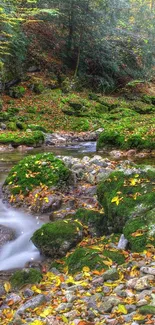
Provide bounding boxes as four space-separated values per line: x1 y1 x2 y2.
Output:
97 170 155 233
123 208 155 252
4 152 72 195
97 114 155 150
0 131 44 147
73 208 107 236
63 247 108 274
9 86 26 98
28 124 47 133
31 220 83 257
139 305 155 315
10 269 42 288
97 130 125 149
102 249 125 265
129 100 155 114
7 122 17 131
142 95 155 105
52 244 125 274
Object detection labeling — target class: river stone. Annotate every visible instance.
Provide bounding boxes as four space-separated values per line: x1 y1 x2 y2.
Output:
56 302 73 312
102 268 119 281
16 294 46 315
140 266 155 276
126 275 154 290
0 284 5 297
117 234 128 250
0 225 15 247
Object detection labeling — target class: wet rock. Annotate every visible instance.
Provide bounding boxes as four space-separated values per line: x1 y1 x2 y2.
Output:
0 225 15 248
16 294 46 315
0 123 6 130
40 195 62 213
117 234 128 250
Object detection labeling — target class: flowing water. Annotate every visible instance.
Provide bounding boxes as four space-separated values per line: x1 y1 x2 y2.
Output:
0 199 42 270
0 142 154 271
0 142 96 271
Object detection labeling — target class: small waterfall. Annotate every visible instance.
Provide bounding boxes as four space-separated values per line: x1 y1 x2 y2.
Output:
0 199 42 270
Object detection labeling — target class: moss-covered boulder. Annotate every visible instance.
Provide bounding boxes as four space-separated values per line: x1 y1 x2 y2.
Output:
139 305 155 315
97 169 155 233
51 246 125 274
10 269 42 288
31 220 84 257
97 114 155 151
0 131 44 147
72 208 107 236
3 152 73 196
123 208 155 252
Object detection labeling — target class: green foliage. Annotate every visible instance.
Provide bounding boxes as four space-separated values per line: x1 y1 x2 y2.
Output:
10 269 42 288
8 86 26 99
4 152 72 195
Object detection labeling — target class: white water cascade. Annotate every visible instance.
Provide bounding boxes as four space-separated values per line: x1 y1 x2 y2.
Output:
0 199 42 271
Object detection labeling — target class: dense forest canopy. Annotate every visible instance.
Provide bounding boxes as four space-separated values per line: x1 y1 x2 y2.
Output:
0 0 155 91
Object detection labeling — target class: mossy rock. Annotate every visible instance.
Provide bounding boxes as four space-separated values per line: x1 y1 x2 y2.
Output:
7 121 17 131
0 111 11 122
28 124 47 133
97 130 125 149
31 220 84 257
123 208 155 252
97 170 155 233
8 86 26 98
110 107 138 118
139 305 155 315
51 245 125 274
142 95 155 105
129 100 155 114
29 78 45 94
97 115 155 150
4 152 73 196
72 208 107 236
10 269 42 288
0 131 44 148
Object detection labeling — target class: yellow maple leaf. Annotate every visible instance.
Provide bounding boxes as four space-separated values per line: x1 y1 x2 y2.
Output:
31 285 42 294
133 314 146 321
82 266 90 272
129 178 138 186
111 196 123 205
117 304 128 314
40 307 53 318
4 282 11 293
103 260 113 267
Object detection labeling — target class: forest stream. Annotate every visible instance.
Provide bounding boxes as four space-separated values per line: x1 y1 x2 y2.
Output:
0 141 154 272
0 142 97 271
